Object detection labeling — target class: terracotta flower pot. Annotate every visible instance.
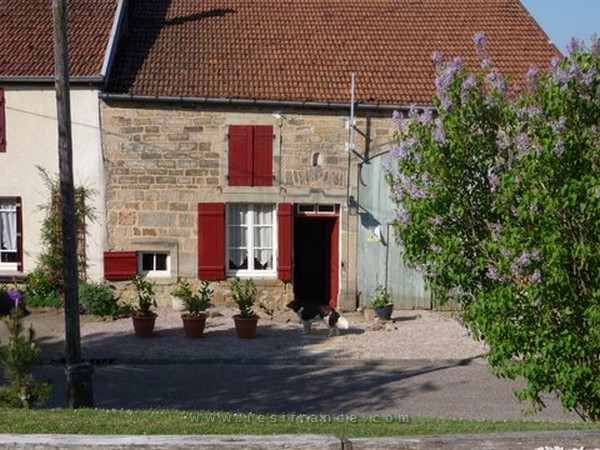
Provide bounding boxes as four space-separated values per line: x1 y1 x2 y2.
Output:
131 312 157 338
181 313 207 339
233 314 259 339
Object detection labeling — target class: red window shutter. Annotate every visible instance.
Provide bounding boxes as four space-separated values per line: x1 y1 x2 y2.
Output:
277 203 293 282
228 125 253 186
0 88 5 152
253 125 273 186
104 251 137 281
198 202 225 280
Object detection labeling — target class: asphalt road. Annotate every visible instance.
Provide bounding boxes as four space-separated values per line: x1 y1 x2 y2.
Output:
35 357 580 422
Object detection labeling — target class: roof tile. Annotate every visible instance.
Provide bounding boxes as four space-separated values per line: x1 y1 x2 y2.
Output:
109 0 559 105
0 0 119 78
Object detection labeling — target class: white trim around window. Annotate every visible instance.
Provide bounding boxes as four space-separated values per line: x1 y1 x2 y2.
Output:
138 251 171 278
226 203 277 277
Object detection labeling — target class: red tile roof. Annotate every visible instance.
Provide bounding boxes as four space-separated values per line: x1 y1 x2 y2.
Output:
109 0 559 106
0 0 119 79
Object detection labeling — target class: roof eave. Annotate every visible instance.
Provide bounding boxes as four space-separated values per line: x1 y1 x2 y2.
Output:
0 76 104 85
100 92 426 111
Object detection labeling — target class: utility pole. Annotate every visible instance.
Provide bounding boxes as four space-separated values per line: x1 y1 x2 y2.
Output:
52 0 94 408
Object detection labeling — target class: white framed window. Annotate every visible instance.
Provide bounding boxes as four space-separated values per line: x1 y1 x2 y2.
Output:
138 252 170 277
0 198 19 271
226 203 276 276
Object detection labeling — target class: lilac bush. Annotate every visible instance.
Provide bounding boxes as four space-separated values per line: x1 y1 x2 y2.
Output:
387 35 600 420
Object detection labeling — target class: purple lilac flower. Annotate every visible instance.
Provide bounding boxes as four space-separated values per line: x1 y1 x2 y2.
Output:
486 68 507 94
392 110 403 130
526 65 540 90
481 58 492 70
566 37 583 55
592 38 600 55
487 170 500 191
496 134 511 152
552 65 569 86
473 32 487 56
553 139 565 157
435 57 463 109
490 222 503 234
531 248 541 260
395 206 411 225
429 215 444 226
429 244 442 254
516 251 531 268
433 118 446 144
408 105 419 120
530 201 539 214
486 264 500 281
529 269 542 285
431 51 444 70
391 141 410 161
516 132 531 156
551 117 567 134
510 262 523 278
420 108 433 126
581 66 597 89
461 75 476 104
500 246 510 258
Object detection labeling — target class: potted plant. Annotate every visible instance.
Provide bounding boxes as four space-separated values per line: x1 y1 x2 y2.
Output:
231 277 259 339
171 279 213 339
371 284 393 321
131 274 157 338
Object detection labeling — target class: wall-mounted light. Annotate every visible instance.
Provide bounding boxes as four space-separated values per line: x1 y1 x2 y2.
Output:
347 195 358 216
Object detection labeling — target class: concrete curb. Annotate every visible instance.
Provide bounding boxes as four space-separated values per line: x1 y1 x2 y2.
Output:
1 432 599 449
348 431 600 449
0 434 342 449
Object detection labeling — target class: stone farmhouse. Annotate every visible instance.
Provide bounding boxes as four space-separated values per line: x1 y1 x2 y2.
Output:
1 0 558 311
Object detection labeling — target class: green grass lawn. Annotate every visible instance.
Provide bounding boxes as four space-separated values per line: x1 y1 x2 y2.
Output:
0 409 598 437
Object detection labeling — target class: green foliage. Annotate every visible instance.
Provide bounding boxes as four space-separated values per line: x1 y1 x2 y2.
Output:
131 274 156 316
79 281 118 317
32 167 96 305
171 279 213 317
23 268 63 309
370 285 392 309
0 310 51 408
387 36 600 420
230 278 258 318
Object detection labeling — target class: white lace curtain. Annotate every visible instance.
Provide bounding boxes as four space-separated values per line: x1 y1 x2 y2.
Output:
0 199 17 252
228 204 273 270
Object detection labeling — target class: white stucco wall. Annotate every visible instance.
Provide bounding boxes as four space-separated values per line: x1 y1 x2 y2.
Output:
1 85 106 280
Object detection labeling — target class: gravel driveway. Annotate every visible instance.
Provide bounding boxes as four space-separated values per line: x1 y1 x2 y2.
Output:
6 306 488 363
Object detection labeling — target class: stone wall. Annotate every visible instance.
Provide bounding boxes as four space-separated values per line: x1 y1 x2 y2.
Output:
101 101 395 311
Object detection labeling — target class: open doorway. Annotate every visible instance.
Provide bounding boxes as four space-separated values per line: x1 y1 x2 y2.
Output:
293 212 339 307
